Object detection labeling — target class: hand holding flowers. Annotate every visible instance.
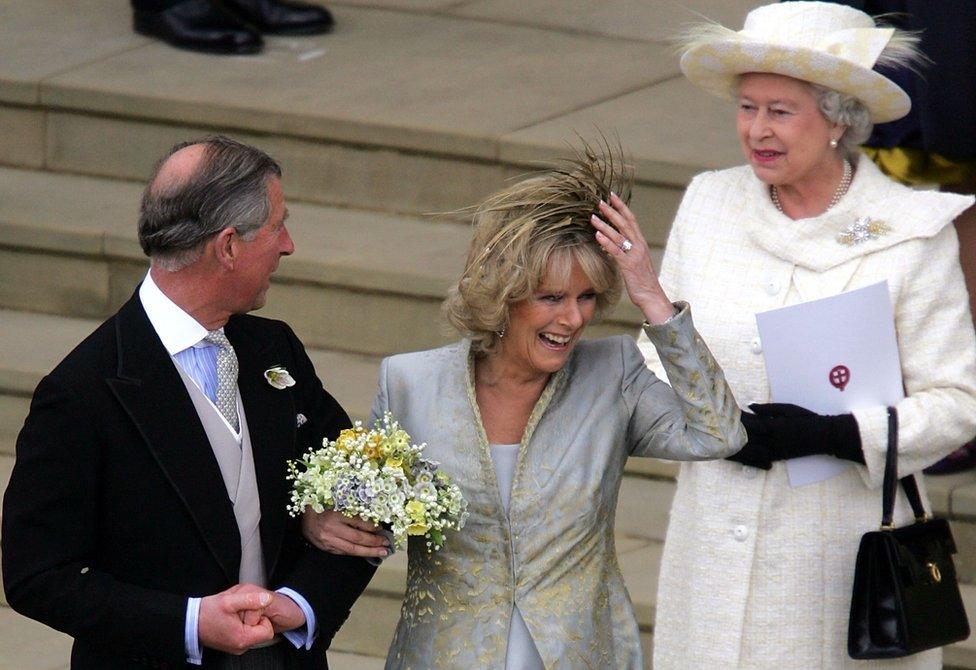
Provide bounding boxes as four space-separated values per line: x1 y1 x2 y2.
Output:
289 413 468 556
302 509 389 558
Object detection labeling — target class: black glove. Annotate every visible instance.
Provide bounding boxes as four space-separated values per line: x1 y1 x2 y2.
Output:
727 403 864 470
725 430 775 470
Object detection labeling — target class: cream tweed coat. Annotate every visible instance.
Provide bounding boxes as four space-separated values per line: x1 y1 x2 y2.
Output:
640 158 976 670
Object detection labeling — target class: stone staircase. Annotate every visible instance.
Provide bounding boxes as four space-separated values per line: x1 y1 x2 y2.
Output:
3 0 976 668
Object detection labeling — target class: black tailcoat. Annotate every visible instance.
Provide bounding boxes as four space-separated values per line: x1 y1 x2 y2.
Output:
1 292 376 669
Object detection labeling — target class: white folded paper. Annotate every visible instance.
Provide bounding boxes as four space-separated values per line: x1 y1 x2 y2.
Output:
755 281 904 486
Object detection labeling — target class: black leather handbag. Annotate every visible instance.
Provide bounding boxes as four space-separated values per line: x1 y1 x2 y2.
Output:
848 407 970 659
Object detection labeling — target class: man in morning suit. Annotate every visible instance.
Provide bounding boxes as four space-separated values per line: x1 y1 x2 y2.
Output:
1 136 386 669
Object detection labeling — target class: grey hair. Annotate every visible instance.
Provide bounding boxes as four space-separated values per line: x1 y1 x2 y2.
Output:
138 135 282 271
809 84 873 158
810 26 926 157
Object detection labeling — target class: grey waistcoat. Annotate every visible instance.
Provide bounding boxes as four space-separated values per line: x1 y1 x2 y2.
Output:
176 366 266 586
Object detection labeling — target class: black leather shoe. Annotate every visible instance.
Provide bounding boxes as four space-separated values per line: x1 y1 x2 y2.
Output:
134 0 263 55
218 0 334 35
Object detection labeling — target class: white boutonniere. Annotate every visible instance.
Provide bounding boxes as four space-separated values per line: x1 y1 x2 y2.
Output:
264 366 296 390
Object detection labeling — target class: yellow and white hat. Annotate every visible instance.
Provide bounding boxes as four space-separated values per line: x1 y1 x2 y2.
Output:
679 1 912 123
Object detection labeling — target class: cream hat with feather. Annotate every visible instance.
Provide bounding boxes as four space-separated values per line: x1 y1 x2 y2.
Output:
679 1 917 123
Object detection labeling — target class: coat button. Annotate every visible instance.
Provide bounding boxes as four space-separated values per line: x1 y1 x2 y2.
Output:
750 337 762 354
733 525 749 541
764 279 780 295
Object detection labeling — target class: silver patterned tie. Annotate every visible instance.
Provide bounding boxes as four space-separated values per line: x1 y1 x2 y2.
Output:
204 329 240 432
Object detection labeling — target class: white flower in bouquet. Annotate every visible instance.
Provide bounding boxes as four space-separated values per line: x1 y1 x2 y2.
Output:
287 412 468 552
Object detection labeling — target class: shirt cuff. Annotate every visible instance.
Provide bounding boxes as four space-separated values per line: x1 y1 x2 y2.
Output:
185 597 203 665
276 587 317 650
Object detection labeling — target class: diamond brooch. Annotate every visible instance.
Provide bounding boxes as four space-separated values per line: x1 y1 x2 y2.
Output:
837 216 891 246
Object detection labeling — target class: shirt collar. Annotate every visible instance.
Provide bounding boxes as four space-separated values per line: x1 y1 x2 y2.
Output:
138 271 212 356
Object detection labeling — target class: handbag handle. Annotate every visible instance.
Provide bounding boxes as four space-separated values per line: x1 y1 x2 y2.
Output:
881 406 928 530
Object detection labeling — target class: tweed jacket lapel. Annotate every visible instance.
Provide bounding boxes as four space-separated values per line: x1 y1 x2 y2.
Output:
105 293 241 583
743 158 973 275
225 317 296 579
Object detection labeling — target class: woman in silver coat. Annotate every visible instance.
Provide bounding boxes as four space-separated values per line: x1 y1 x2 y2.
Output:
304 149 746 668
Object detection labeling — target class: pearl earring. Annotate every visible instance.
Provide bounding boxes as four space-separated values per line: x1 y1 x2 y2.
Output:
830 138 839 149
496 329 505 339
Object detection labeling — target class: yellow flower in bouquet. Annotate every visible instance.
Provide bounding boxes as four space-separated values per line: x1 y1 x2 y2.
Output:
406 500 426 521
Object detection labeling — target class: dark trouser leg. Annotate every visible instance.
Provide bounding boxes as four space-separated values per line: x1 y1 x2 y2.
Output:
215 643 290 670
130 0 183 12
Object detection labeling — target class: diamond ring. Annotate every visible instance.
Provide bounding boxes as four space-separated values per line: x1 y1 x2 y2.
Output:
620 238 633 252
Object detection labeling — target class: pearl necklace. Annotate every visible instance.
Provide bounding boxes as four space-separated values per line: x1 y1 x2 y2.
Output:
771 159 852 214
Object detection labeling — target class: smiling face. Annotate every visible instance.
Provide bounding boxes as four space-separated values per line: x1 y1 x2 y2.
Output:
497 254 598 378
736 72 842 189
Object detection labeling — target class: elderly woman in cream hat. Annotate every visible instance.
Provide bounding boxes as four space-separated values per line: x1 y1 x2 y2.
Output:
641 2 976 668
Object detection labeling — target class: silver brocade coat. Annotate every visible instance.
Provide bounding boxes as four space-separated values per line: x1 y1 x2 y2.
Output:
642 159 976 670
368 306 745 669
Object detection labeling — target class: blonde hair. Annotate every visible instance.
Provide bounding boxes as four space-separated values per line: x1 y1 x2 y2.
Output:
444 145 632 354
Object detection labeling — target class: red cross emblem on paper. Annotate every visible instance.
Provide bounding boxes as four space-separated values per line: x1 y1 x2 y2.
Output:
829 365 850 392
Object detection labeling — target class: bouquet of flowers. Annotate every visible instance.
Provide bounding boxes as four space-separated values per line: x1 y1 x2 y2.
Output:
287 412 468 552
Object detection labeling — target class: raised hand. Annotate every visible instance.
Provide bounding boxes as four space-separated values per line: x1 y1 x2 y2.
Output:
199 584 275 655
590 192 675 325
302 509 390 559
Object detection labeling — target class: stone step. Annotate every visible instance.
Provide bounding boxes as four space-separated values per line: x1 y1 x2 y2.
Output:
328 651 386 669
1 1 752 223
0 166 655 357
0 607 72 670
